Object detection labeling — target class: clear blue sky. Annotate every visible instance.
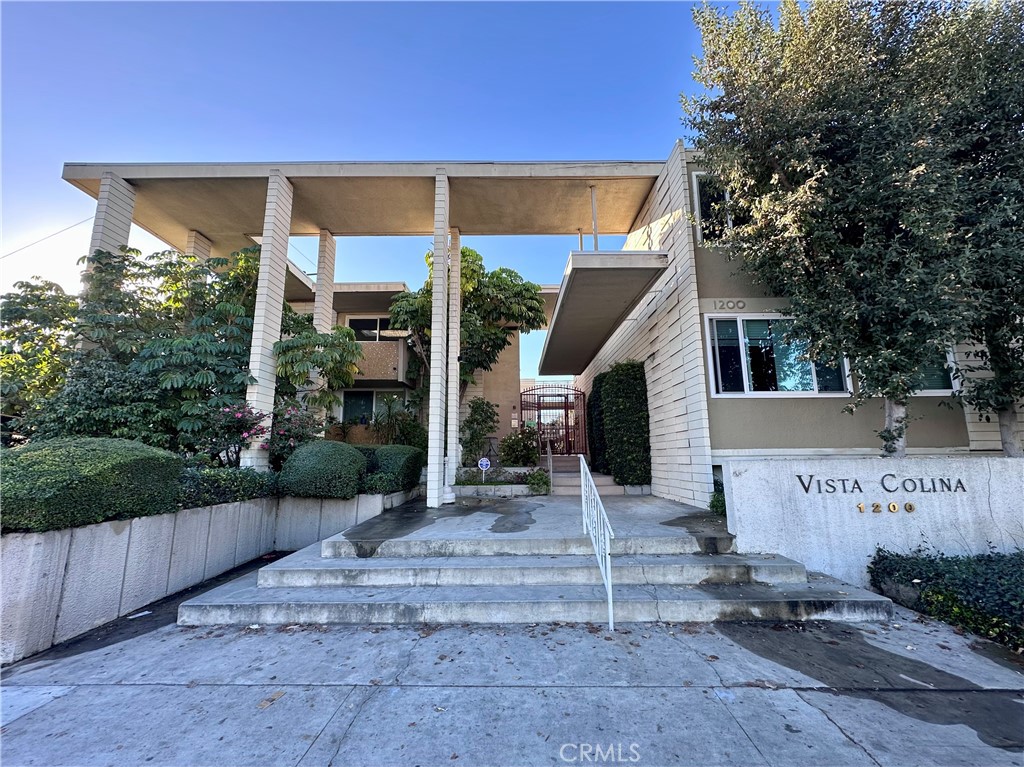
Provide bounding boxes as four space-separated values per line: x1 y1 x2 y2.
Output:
1 1 705 377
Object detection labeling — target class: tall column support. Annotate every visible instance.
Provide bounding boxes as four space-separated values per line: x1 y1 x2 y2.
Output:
426 173 450 508
313 230 336 333
241 171 294 470
185 230 212 260
442 228 462 503
85 171 135 278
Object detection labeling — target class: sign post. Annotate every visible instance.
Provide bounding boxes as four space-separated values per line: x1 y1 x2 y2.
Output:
478 456 491 483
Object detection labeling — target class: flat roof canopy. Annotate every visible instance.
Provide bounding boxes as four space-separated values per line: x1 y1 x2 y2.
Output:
63 161 662 257
539 252 669 376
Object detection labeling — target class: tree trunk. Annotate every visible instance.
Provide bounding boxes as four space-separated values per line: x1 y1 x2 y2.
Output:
998 404 1023 457
882 399 908 458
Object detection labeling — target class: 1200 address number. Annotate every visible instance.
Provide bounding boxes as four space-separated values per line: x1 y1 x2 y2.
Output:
858 502 916 513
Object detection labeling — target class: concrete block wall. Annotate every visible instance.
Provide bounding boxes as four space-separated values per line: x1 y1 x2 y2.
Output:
575 142 714 507
1 491 410 665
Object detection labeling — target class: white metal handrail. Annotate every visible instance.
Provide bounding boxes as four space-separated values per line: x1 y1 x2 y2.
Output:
579 454 615 630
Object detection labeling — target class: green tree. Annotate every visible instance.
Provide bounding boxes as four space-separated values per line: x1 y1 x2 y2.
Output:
925 1 1024 456
389 247 547 405
684 0 974 456
460 397 499 466
0 279 78 442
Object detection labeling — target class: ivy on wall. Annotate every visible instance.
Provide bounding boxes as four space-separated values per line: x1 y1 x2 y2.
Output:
587 372 610 474
600 361 652 486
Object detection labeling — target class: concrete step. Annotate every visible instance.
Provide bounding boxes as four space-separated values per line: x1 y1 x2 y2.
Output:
257 548 806 588
552 485 625 496
550 472 617 487
549 457 583 471
320 529 735 559
178 572 893 626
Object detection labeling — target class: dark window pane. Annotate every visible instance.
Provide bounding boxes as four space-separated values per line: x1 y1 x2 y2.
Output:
378 317 390 332
698 175 728 242
814 361 847 392
712 319 744 392
349 318 378 341
919 354 953 390
344 391 374 422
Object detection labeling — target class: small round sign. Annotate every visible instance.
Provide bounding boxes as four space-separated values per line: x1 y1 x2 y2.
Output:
478 457 491 471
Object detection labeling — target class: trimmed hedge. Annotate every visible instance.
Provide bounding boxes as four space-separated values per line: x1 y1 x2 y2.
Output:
179 467 277 509
600 361 651 486
499 426 539 467
587 371 609 474
1 437 183 534
364 472 400 495
376 445 425 492
869 547 1024 653
279 440 367 499
352 445 379 473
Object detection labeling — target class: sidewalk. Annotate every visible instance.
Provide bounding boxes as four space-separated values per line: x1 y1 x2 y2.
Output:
2 593 1021 767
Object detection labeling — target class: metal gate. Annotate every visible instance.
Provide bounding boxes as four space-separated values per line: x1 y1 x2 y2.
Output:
520 385 586 456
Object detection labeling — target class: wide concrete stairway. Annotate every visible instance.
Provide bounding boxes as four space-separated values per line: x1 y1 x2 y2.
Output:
178 497 892 626
549 455 624 496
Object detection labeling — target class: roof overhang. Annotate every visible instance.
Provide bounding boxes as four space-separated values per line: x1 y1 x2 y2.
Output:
62 161 662 257
539 251 669 376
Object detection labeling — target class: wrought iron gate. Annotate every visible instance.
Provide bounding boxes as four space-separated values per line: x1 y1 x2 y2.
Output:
520 385 587 456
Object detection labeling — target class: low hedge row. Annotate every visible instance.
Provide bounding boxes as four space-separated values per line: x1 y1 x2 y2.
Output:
279 440 367 499
179 467 277 509
1 437 183 534
869 547 1024 653
375 445 425 492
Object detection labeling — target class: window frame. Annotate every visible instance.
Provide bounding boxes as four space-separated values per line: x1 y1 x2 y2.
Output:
692 171 733 246
346 314 392 342
338 389 407 422
704 313 854 399
914 349 960 396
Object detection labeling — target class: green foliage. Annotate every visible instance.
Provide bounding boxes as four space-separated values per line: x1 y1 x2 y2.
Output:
1 438 183 533
278 440 367 499
587 372 610 474
869 547 1024 653
684 0 977 455
265 403 327 471
178 467 277 509
0 279 78 443
498 426 539 467
600 361 651 486
525 468 551 495
709 477 727 516
389 248 546 399
200 402 269 468
371 394 406 445
395 413 429 454
274 321 361 411
375 445 425 492
352 445 379 472
460 397 499 466
363 472 400 495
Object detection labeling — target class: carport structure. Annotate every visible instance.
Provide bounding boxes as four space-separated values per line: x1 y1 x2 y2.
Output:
63 159 669 507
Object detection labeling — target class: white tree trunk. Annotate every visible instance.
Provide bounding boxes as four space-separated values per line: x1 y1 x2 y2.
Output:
998 404 1023 457
883 399 908 458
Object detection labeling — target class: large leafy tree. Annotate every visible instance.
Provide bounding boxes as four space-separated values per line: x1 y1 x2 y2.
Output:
925 1 1024 456
4 246 361 458
389 247 547 405
684 0 978 456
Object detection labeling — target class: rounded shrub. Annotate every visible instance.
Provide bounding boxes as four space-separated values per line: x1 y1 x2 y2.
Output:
352 445 379 473
375 445 425 491
364 472 400 495
1 437 183 534
278 439 367 499
179 467 278 509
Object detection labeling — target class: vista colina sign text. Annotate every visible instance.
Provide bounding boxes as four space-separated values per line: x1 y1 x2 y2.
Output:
796 472 968 514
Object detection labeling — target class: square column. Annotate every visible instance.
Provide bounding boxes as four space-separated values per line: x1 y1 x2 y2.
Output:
185 230 212 260
442 228 462 503
426 172 450 507
241 171 294 470
87 171 135 259
313 230 336 333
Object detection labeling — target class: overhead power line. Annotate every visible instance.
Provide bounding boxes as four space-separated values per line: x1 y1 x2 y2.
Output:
1 217 94 260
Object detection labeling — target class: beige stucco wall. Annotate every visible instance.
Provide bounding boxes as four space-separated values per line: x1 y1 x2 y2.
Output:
480 331 522 444
709 397 970 451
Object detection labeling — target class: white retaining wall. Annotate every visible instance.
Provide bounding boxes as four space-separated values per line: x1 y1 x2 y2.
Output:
724 457 1024 587
1 489 417 665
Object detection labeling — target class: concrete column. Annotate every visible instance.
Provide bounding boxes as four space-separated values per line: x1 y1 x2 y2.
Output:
241 171 294 470
426 172 450 508
185 230 212 260
313 230 336 333
87 172 135 258
442 228 462 503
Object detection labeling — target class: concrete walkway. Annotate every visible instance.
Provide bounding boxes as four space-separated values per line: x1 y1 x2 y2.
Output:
2 597 1021 766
